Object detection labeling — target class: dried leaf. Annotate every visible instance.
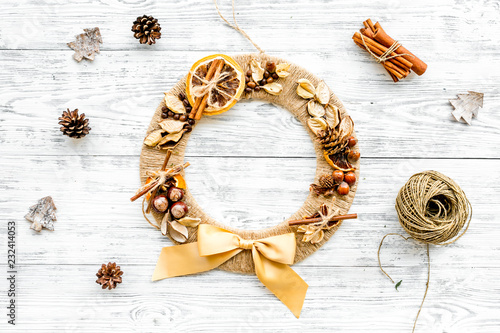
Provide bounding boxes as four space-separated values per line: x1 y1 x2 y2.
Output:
168 220 189 243
250 59 265 82
176 216 201 228
25 196 57 232
262 82 283 95
160 211 171 235
325 104 340 128
157 129 186 146
307 100 325 117
144 129 165 147
276 63 290 78
308 117 328 136
159 119 185 134
395 280 402 291
67 27 102 62
315 81 330 105
338 116 354 142
164 93 186 114
302 229 324 244
450 91 484 125
296 79 315 99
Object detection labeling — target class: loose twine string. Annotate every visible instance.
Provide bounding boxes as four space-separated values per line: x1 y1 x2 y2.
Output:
378 170 472 332
214 0 265 53
359 33 413 63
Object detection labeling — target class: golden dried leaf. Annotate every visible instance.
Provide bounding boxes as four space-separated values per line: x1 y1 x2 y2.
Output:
296 79 315 99
315 81 330 105
157 129 186 146
160 211 171 235
159 119 185 134
168 220 189 243
310 230 324 244
176 216 201 228
307 100 325 117
276 63 290 78
308 117 328 136
164 93 186 114
262 82 283 95
250 59 265 82
143 129 165 147
338 116 354 142
325 104 340 128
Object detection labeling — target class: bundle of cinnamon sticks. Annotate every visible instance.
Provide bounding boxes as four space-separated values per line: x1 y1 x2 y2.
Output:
188 59 225 120
353 19 427 82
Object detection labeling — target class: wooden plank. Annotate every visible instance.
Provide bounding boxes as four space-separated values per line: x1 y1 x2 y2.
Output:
1 264 499 331
0 50 498 158
1 156 497 267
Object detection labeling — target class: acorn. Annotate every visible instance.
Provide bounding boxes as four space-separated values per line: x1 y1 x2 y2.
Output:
152 195 169 213
171 201 188 219
167 186 184 202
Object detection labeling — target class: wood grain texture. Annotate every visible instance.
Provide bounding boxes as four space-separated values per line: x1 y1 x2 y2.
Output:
0 0 499 331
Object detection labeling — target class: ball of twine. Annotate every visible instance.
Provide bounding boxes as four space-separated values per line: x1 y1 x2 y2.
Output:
379 170 472 332
395 170 472 246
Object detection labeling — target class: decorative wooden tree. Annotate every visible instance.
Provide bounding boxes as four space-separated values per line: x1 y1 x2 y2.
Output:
450 91 484 125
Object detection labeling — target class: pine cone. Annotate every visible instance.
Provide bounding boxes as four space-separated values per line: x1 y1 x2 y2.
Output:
96 262 123 290
58 108 91 139
132 15 161 45
319 174 335 189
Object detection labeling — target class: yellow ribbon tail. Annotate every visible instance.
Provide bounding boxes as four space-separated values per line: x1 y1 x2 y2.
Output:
152 242 241 281
253 249 308 318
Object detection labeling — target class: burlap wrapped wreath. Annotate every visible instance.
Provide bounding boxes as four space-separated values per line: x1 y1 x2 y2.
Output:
139 53 360 274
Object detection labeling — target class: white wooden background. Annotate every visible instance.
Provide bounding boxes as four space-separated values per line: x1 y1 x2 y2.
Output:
1 0 499 332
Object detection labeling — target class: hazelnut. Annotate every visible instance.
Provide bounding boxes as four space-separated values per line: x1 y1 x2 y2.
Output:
178 92 186 100
245 87 252 93
179 114 187 122
266 61 276 73
246 70 252 76
272 73 279 80
187 118 195 125
264 71 270 79
337 182 350 195
161 112 168 119
167 110 174 118
348 150 360 162
173 114 180 120
344 172 356 186
348 136 357 148
332 170 344 183
266 77 274 84
153 195 169 213
161 106 168 112
171 201 189 219
167 186 184 202
247 81 256 89
255 86 261 92
182 99 189 107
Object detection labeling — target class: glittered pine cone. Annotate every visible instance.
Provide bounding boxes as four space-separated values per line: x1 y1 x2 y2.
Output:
58 108 91 139
96 262 123 290
131 15 161 45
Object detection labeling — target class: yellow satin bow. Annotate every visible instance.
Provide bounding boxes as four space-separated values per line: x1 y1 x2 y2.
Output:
152 224 308 318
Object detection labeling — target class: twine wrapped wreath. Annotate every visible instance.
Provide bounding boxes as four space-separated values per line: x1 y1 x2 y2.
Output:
139 53 360 274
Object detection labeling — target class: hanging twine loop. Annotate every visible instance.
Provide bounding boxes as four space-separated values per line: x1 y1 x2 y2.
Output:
378 170 472 332
214 0 265 54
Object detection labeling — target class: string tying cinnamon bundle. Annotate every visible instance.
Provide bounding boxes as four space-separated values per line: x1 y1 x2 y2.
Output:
353 19 427 82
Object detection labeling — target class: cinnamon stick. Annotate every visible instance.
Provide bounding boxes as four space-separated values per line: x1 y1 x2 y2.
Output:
353 39 409 77
146 150 172 213
194 60 225 120
288 213 358 226
130 181 158 202
373 22 427 75
189 58 224 120
353 32 413 71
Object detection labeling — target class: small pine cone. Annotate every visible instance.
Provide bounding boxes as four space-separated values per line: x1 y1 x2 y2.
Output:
132 15 161 45
58 108 91 139
96 262 123 290
319 174 335 189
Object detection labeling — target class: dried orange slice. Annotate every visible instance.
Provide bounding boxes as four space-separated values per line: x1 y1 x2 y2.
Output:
173 174 186 189
324 151 355 172
186 54 245 116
